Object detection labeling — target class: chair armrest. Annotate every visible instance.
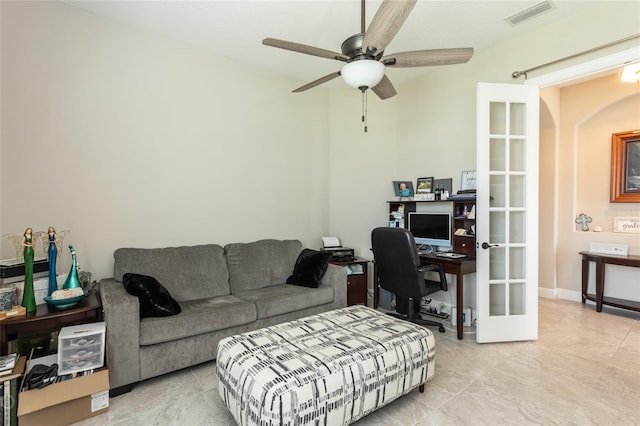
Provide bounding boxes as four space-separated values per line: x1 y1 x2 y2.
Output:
99 278 141 389
419 264 448 290
319 264 348 308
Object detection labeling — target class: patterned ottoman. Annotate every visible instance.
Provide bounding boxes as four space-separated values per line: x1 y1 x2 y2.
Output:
217 305 435 425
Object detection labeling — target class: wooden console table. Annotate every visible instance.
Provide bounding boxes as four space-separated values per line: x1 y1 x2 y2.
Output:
373 254 476 340
0 289 102 355
579 251 640 313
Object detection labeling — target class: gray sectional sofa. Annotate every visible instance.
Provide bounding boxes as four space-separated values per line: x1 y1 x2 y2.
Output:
99 239 347 394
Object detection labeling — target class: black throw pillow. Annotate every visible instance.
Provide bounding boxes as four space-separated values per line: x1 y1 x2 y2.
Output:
122 273 181 318
286 249 333 288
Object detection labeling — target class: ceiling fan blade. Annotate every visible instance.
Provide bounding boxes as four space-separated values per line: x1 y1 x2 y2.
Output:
383 48 474 67
263 38 348 61
293 72 341 93
371 75 397 100
362 0 417 55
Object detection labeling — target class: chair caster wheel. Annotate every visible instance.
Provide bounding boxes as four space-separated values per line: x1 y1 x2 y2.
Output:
438 325 445 333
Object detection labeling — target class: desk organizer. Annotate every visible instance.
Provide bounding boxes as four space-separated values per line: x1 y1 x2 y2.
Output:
57 322 105 375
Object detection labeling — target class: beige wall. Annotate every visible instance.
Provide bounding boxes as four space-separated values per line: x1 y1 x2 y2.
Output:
554 74 640 301
2 0 639 301
1 1 331 279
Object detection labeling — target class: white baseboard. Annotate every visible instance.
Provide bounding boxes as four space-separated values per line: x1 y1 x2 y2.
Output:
538 287 557 299
557 289 582 302
538 287 582 302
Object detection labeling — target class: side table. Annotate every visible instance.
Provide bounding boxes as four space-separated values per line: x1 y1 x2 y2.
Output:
330 257 369 306
0 289 102 355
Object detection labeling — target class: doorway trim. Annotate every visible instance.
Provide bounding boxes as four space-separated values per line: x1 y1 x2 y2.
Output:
524 46 640 88
526 45 640 302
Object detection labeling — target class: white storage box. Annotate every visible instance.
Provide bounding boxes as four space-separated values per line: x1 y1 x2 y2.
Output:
57 322 105 375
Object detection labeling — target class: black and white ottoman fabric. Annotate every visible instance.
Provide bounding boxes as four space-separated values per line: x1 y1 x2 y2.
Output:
217 305 435 425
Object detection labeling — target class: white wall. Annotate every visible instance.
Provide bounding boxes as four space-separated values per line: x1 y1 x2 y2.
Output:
1 1 331 279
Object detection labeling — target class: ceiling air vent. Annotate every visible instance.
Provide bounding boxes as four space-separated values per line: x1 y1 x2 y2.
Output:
506 1 554 26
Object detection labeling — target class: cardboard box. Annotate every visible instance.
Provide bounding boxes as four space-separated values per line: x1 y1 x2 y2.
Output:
18 354 109 426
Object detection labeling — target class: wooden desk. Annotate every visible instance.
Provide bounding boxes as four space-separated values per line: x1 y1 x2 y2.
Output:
373 255 476 340
579 251 640 313
0 290 102 355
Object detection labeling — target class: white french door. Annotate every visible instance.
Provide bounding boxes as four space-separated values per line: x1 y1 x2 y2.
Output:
476 83 539 343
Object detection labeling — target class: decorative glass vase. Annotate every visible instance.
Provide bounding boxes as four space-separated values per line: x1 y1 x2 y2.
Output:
63 245 82 290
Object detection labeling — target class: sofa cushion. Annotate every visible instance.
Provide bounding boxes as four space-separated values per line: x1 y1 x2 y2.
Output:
225 240 302 293
234 284 334 320
113 245 230 302
123 273 181 318
286 249 333 288
139 295 257 346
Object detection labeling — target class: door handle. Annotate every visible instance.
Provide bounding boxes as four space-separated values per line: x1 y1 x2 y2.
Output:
481 242 498 249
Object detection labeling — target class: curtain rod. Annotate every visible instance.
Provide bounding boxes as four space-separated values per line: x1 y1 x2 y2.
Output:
512 33 640 79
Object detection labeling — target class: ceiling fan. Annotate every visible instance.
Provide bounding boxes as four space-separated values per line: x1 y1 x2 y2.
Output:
262 0 474 101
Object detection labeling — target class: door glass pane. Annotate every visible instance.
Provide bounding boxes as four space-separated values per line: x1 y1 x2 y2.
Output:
509 247 526 279
509 175 525 207
490 138 506 171
490 175 505 207
510 138 525 171
490 283 506 316
510 103 525 136
509 282 526 315
490 212 506 244
509 211 526 243
490 102 506 134
490 248 505 280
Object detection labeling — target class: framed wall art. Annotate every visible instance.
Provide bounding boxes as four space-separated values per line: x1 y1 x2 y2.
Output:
610 130 640 203
613 217 640 233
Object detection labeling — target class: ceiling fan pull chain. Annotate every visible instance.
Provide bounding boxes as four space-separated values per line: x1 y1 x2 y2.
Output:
361 90 368 133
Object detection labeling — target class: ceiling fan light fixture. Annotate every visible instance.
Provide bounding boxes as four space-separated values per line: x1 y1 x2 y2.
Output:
620 62 640 83
341 60 385 91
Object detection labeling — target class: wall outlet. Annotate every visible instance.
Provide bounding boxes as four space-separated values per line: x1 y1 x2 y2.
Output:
589 242 629 256
451 307 472 327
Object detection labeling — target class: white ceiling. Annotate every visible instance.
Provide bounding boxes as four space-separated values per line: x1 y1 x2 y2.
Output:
64 1 603 88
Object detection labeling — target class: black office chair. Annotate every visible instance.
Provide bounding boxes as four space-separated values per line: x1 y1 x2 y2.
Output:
371 227 448 333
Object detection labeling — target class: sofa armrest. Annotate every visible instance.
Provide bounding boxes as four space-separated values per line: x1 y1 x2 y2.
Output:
320 263 348 308
100 278 141 389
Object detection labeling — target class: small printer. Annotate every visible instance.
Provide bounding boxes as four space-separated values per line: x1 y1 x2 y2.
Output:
321 237 355 262
321 247 355 262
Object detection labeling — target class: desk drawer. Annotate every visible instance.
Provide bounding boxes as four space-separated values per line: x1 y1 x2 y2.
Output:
454 238 475 257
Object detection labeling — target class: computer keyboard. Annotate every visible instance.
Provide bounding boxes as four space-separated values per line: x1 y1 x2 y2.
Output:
435 252 465 259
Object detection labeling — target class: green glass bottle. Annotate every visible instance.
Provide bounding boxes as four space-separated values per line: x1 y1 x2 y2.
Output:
63 245 82 290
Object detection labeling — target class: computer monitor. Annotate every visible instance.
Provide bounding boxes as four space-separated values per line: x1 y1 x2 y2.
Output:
408 212 452 251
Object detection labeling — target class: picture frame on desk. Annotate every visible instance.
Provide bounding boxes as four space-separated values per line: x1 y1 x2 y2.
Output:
392 181 414 198
416 177 434 194
434 178 452 194
460 170 477 192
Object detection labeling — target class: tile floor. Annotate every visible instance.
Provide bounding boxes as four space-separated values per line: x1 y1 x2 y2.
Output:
74 298 640 425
